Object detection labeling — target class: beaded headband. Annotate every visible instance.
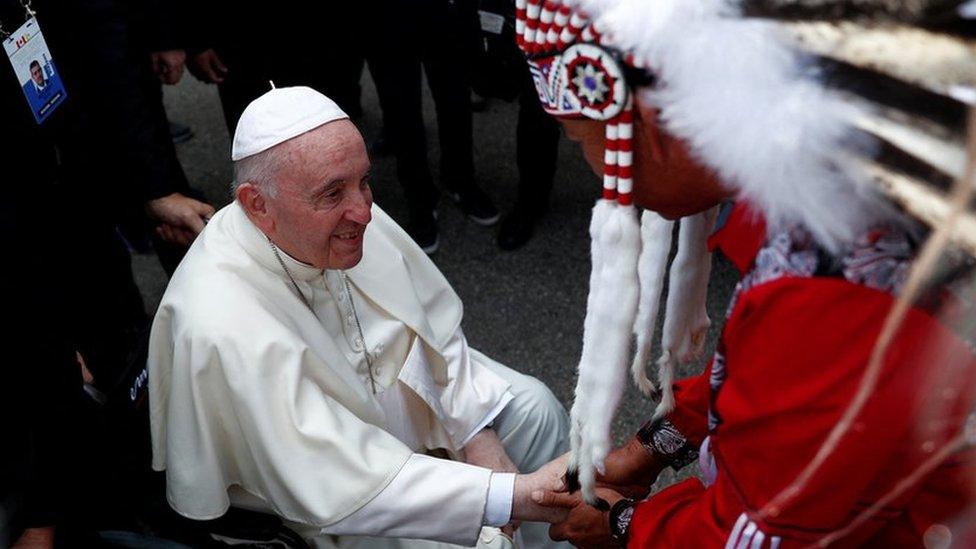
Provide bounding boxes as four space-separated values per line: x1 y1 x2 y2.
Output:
516 0 654 206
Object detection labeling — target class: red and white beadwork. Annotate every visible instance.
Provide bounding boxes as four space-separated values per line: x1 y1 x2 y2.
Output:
518 1 719 512
563 44 628 120
517 0 645 207
605 102 635 205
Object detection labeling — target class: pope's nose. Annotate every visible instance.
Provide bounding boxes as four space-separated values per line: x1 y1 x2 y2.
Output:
346 189 372 226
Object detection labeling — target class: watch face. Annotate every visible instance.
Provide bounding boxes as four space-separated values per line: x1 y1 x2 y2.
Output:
611 499 636 540
615 505 635 533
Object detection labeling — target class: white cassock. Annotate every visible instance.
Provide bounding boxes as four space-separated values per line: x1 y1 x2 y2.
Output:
149 201 570 548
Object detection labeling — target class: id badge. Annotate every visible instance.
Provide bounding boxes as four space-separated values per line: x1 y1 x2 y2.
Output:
4 16 67 123
478 10 505 35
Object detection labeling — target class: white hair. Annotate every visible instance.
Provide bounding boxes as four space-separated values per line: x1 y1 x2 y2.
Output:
231 145 290 199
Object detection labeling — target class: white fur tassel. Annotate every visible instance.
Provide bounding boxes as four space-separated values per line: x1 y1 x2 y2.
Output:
568 199 614 477
630 210 675 396
652 207 719 420
569 200 641 505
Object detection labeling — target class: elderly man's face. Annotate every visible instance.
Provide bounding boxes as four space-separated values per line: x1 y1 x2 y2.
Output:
561 96 731 219
251 120 373 270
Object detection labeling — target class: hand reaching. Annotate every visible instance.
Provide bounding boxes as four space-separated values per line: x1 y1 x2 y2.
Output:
511 453 570 524
533 486 625 548
594 437 666 499
12 526 55 549
151 49 186 85
520 443 657 546
189 49 229 84
464 429 522 536
146 192 215 246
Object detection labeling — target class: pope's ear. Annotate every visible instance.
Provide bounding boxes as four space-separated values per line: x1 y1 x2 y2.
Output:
236 182 273 229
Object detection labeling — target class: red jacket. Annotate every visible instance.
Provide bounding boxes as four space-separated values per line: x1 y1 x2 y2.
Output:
628 204 976 548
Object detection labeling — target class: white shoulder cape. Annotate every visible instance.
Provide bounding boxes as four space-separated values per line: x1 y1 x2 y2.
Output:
148 202 466 526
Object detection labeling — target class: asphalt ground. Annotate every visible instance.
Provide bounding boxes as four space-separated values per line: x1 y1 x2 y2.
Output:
137 72 741 486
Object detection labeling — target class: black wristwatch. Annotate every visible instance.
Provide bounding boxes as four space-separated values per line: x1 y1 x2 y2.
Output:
608 497 636 544
636 418 699 470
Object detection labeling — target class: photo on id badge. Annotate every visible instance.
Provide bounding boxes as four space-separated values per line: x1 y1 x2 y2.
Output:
4 17 66 123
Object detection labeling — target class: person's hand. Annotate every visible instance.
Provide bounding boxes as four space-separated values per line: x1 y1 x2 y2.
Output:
189 49 228 84
533 486 625 548
465 428 524 534
151 49 186 85
76 351 93 385
511 453 571 524
595 436 667 499
13 526 55 549
465 429 524 535
146 192 215 246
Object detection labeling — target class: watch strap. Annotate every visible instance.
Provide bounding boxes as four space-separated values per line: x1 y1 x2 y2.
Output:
608 497 636 543
636 418 699 470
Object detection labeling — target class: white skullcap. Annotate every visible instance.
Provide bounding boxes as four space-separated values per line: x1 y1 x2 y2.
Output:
231 86 349 161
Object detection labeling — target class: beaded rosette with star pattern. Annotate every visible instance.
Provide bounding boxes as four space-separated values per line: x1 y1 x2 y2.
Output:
517 0 647 205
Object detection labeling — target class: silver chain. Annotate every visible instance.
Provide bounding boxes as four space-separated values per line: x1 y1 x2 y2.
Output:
268 238 377 394
342 273 377 394
1 3 22 38
0 1 35 40
268 237 312 310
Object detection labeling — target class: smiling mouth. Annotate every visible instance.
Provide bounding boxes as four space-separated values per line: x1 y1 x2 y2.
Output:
333 228 363 241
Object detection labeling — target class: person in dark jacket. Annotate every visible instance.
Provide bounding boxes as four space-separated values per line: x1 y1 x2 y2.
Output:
0 1 209 544
0 21 85 545
367 0 499 253
184 0 365 134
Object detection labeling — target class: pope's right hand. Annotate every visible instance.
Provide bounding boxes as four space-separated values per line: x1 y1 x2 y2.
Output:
511 454 570 524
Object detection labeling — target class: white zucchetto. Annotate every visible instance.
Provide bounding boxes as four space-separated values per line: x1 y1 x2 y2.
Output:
231 86 349 161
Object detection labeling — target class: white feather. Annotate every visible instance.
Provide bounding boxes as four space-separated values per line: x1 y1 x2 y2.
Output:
569 0 890 251
558 0 898 500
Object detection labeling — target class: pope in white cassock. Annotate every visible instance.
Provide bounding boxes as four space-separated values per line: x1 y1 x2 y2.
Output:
147 86 573 549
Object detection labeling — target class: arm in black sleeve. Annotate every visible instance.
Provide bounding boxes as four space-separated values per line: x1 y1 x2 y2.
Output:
50 0 192 202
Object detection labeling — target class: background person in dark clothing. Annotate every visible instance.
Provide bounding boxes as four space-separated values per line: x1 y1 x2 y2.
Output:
34 0 213 247
496 62 561 251
0 41 87 547
185 1 365 135
368 0 499 253
1 1 211 544
443 0 561 252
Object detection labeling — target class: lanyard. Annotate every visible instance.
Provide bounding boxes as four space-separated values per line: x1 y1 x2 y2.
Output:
0 0 34 38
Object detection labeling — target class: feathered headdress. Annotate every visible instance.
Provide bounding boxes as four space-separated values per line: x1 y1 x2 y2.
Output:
518 0 976 506
517 0 722 507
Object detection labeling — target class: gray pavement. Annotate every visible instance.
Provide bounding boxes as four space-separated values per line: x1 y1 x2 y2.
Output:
139 74 740 483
